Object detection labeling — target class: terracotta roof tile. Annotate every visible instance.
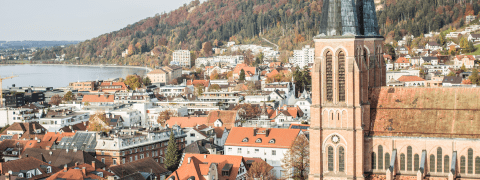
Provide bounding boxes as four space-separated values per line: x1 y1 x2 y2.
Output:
165 117 208 128
397 75 425 82
167 154 244 180
109 157 169 178
395 57 409 64
148 69 167 74
82 94 114 103
206 110 238 129
1 157 62 179
225 127 301 148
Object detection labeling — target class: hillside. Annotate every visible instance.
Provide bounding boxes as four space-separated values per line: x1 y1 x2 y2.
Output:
31 0 480 66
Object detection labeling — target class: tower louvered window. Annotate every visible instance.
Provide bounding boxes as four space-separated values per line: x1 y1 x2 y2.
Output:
414 154 420 171
430 155 435 172
437 147 442 173
339 146 345 172
328 146 334 171
338 51 345 102
468 148 474 174
444 155 450 173
461 156 466 173
372 152 376 169
326 51 333 102
475 157 480 174
378 146 383 170
400 153 405 171
407 146 412 171
385 153 390 170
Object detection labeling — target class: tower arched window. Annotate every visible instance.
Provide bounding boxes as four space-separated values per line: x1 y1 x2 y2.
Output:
363 49 368 67
469 148 474 174
326 51 333 102
328 146 334 171
444 155 450 173
339 146 345 172
475 157 480 174
400 153 405 171
338 51 345 102
407 146 412 171
437 147 442 172
414 154 420 171
378 146 383 170
430 155 435 172
385 153 390 170
461 156 466 173
372 152 376 169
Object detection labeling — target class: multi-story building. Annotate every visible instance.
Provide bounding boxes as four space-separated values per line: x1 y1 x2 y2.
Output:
69 81 96 91
38 107 89 132
195 55 244 67
0 108 35 126
4 93 25 108
157 85 188 97
94 126 186 167
162 65 182 82
291 45 315 69
172 50 191 68
146 69 168 84
198 91 243 104
454 55 476 69
225 127 303 178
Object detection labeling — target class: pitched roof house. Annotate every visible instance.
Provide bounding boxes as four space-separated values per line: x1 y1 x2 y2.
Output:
1 122 47 140
46 162 114 180
0 157 61 179
21 148 106 169
109 157 170 180
167 154 248 180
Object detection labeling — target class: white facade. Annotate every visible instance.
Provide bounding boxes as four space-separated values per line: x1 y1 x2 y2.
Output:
291 45 315 69
172 50 191 68
158 85 188 97
146 106 188 125
385 70 420 84
0 108 35 127
225 145 288 178
195 55 244 67
38 112 89 132
110 108 143 127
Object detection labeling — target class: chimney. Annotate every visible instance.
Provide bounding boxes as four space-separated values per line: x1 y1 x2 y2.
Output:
187 157 191 164
46 146 50 150
265 128 269 137
75 162 78 166
5 173 9 180
204 155 207 159
66 149 69 153
69 126 72 131
74 147 77 152
82 167 86 175
92 161 96 169
64 164 68 172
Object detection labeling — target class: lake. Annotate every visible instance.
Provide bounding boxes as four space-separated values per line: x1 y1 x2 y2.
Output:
0 64 148 89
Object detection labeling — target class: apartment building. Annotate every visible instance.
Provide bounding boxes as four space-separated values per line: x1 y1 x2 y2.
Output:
291 45 315 68
69 81 96 91
172 50 191 68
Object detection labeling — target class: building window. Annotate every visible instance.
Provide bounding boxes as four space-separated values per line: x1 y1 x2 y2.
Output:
338 51 345 102
130 157 132 162
407 146 412 171
255 149 259 153
378 146 383 170
461 156 466 173
272 150 276 156
135 155 138 160
190 133 195 137
437 147 442 172
101 151 105 155
101 158 105 163
228 148 232 152
469 148 474 174
328 146 334 171
475 157 480 174
372 152 376 169
113 159 117 165
444 155 450 173
237 148 242 154
339 146 345 172
430 155 435 172
326 51 333 102
385 153 390 170
400 153 405 171
414 154 420 171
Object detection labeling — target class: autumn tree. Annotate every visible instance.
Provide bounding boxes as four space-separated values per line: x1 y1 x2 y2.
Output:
194 83 205 96
210 70 219 80
143 76 152 86
469 68 479 85
165 129 180 171
125 75 142 90
462 79 472 84
208 84 221 92
461 63 467 72
233 103 261 119
282 134 309 180
202 41 213 55
447 71 456 76
87 112 110 133
239 69 246 81
49 94 63 106
157 111 171 127
63 91 75 102
247 160 275 180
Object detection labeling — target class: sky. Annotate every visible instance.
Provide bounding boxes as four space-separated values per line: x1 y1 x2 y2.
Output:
0 0 205 41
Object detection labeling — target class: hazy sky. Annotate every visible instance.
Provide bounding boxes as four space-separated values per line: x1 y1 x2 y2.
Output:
0 0 204 41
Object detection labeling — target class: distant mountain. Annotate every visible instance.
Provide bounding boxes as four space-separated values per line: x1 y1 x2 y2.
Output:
0 41 79 49
31 0 480 65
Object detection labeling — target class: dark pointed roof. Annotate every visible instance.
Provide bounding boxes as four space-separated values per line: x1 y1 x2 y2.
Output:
318 0 379 36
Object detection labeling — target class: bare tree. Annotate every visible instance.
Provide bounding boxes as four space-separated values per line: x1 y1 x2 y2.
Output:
247 160 275 180
281 134 309 180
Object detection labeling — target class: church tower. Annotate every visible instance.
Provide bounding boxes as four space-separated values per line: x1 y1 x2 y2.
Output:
309 0 386 179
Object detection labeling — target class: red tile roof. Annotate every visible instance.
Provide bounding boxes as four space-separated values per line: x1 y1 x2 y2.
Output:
148 69 167 74
82 94 114 103
46 163 113 180
397 75 425 82
168 154 245 180
233 64 257 76
456 55 475 61
1 157 61 179
1 122 47 140
99 82 127 89
187 80 210 87
225 127 301 148
165 117 208 128
395 57 409 64
206 110 238 129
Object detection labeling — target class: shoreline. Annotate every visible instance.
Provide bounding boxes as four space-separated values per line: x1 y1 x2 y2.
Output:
1 63 153 72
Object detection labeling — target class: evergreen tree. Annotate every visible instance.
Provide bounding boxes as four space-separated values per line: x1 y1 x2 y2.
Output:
469 68 479 85
143 77 152 86
461 63 467 72
165 129 180 171
239 69 246 80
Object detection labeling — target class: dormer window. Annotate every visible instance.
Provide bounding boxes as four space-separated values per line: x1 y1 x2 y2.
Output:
18 173 23 178
47 166 51 173
255 138 262 143
269 139 275 143
242 138 249 142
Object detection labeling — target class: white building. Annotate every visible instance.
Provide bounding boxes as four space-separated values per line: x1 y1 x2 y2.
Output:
195 55 244 67
291 45 315 69
225 127 303 178
172 50 191 68
110 108 143 127
385 70 420 84
0 108 36 127
38 110 89 132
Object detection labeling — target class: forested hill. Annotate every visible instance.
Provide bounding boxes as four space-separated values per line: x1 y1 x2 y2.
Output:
32 0 480 66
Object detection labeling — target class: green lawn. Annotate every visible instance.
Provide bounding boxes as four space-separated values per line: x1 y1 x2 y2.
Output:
466 44 480 55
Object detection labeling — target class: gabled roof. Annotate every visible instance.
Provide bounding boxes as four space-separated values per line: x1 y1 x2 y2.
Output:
165 117 208 128
148 69 167 74
369 87 480 139
395 57 409 64
99 82 127 89
109 157 169 178
36 132 75 149
233 64 257 76
442 76 463 84
207 110 238 129
1 157 61 179
187 80 210 87
470 34 480 38
82 94 114 103
427 41 440 46
456 55 475 61
46 162 113 180
2 122 47 140
225 127 301 148
397 75 425 82
167 154 244 180
22 148 106 169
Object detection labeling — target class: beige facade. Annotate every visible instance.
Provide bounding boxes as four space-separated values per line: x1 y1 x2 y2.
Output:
147 69 168 84
69 81 95 91
172 50 191 68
